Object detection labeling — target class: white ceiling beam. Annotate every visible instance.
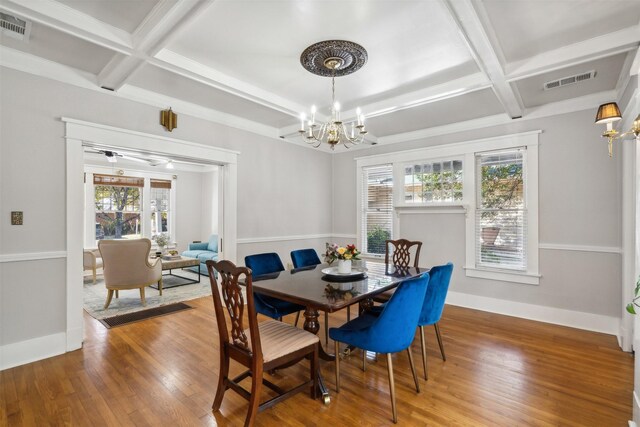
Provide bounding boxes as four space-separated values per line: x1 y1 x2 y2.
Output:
0 0 132 54
506 25 640 82
97 0 215 91
441 0 524 119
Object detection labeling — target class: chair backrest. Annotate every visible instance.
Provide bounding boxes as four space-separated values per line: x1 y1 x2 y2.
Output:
98 238 154 286
368 273 430 353
385 239 422 268
207 260 263 362
419 263 454 326
290 249 321 269
244 252 285 277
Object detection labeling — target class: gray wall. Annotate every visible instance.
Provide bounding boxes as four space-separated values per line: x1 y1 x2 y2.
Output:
0 67 332 348
332 109 622 317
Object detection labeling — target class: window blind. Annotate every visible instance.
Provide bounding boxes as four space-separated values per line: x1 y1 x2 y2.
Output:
150 179 172 189
93 174 144 187
361 164 393 255
475 149 526 270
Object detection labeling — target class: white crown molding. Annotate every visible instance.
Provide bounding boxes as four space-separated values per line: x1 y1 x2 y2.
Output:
446 291 620 336
0 251 67 263
0 0 133 54
506 25 640 82
539 243 623 254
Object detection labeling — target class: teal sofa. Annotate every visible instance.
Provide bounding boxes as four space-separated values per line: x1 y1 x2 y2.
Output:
181 235 218 275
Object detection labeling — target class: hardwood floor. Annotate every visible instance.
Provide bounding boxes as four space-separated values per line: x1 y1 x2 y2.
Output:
1 298 633 426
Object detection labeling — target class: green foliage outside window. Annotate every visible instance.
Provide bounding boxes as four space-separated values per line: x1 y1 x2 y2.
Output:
367 225 390 254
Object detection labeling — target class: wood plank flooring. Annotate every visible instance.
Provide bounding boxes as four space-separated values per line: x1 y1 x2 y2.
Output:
0 297 633 426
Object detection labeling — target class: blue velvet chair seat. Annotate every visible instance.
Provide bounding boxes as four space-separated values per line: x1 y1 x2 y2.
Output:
329 274 429 423
245 252 303 322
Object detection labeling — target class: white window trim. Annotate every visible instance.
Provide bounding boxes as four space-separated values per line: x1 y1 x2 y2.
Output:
358 163 394 257
83 166 177 248
356 130 540 285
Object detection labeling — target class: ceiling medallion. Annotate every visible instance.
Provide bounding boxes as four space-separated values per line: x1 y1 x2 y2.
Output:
299 40 369 150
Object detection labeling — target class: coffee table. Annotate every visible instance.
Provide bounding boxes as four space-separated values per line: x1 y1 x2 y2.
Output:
150 256 200 290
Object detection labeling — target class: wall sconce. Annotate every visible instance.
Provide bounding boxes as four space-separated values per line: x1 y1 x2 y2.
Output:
160 108 177 132
595 102 640 157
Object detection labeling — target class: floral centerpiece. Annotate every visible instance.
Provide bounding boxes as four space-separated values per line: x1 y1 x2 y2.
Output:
154 233 170 254
325 243 361 273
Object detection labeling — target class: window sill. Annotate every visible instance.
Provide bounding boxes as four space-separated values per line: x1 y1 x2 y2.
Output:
463 266 540 285
394 204 468 215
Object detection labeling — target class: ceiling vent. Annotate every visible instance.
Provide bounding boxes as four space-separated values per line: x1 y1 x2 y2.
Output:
0 12 31 41
544 70 596 91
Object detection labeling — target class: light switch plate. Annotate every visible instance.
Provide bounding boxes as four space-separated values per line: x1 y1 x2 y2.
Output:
11 211 23 225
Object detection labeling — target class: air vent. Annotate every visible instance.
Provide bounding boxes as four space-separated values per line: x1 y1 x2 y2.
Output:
0 12 31 41
544 70 596 91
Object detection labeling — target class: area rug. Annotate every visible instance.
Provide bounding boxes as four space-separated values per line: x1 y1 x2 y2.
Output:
84 270 211 320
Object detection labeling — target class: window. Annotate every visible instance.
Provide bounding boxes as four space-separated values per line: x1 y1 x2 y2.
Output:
94 174 143 240
150 179 171 238
475 150 525 270
404 159 463 203
361 165 393 255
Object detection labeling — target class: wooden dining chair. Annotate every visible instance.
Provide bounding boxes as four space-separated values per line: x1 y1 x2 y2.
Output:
207 259 320 427
373 239 422 304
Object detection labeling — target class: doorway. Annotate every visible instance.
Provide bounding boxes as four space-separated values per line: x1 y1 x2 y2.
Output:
64 118 238 352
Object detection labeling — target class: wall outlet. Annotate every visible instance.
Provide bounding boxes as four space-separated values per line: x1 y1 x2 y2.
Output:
286 262 293 271
11 211 23 225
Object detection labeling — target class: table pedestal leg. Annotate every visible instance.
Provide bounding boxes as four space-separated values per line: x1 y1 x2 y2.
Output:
303 306 333 404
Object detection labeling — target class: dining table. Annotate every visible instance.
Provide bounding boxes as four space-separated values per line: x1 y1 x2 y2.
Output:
251 260 426 404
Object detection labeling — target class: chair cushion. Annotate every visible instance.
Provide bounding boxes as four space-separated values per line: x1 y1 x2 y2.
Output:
181 250 213 259
246 320 319 363
95 258 103 268
207 235 218 252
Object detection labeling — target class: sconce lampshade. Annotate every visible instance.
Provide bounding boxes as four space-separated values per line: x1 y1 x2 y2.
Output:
595 102 622 124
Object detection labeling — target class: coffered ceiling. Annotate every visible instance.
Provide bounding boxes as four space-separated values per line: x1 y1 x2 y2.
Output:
1 0 639 151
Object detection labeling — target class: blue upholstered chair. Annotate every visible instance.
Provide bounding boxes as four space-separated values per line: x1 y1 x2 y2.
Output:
290 248 321 269
245 253 305 323
416 262 453 379
329 273 430 424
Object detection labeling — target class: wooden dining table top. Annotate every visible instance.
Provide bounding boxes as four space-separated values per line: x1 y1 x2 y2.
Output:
251 261 426 313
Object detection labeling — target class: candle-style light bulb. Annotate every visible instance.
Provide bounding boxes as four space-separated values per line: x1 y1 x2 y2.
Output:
300 113 306 131
311 105 316 125
356 107 362 126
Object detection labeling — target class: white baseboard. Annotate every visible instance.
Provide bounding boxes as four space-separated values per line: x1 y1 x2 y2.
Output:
1 332 68 371
632 391 640 427
66 327 83 352
446 291 620 335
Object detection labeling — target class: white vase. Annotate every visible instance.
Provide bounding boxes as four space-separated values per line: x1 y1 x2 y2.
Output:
338 259 352 274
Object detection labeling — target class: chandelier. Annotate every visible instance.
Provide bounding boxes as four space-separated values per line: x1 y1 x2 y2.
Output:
299 40 369 150
595 102 640 157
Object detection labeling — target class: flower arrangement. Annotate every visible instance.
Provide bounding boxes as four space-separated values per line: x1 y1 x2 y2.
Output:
324 243 361 264
324 284 360 302
154 233 170 248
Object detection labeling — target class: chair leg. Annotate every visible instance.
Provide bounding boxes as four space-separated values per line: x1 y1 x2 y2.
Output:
245 363 263 426
310 343 319 399
434 323 446 361
362 349 366 372
158 278 163 296
115 290 119 298
212 350 229 411
92 267 97 284
420 326 428 380
407 347 420 393
386 353 397 424
104 290 114 309
324 312 329 345
334 340 340 392
347 306 351 321
294 311 300 327
140 288 146 306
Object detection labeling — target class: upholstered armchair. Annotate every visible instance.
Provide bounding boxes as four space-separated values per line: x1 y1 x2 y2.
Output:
83 248 103 284
98 238 162 309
